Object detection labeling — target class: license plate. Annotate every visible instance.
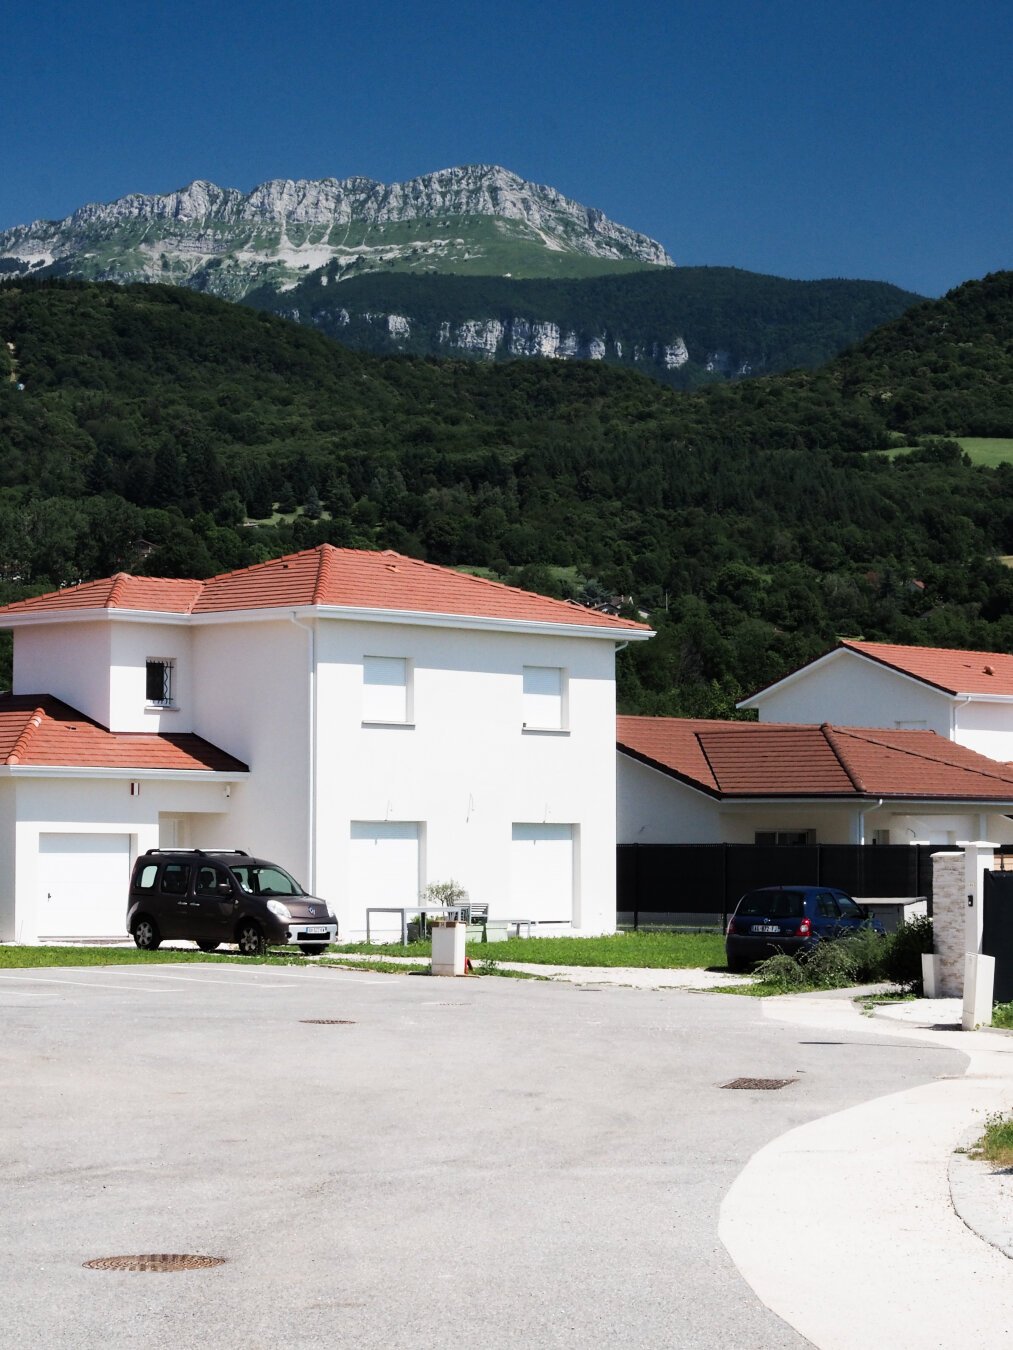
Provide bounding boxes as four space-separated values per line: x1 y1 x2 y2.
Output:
751 924 781 934
301 925 329 934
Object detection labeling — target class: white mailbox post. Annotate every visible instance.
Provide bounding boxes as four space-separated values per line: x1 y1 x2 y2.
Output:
430 920 467 977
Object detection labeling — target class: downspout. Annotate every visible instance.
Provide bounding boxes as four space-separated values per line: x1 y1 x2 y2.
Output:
290 612 317 892
856 798 884 846
951 694 971 741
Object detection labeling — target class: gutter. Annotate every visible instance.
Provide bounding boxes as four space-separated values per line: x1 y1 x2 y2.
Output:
0 605 654 642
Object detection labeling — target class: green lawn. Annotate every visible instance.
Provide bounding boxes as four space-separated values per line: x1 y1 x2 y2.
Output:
0 934 726 974
333 931 727 969
883 437 1013 466
0 945 307 968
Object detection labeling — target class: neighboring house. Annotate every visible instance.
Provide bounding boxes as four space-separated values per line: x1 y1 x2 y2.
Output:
617 716 1013 847
738 640 1013 763
0 546 651 944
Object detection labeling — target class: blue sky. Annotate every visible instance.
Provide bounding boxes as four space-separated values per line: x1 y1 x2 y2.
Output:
3 0 1009 295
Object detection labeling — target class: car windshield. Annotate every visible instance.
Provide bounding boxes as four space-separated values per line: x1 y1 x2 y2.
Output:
230 864 305 897
736 890 805 919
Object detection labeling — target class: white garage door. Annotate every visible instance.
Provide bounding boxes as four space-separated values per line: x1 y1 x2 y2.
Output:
511 824 574 922
38 833 132 938
350 822 420 938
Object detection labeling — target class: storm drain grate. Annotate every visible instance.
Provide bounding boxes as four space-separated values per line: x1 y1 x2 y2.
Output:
83 1254 226 1272
721 1077 797 1091
301 1019 356 1025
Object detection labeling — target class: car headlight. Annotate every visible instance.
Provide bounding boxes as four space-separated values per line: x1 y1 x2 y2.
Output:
266 899 293 920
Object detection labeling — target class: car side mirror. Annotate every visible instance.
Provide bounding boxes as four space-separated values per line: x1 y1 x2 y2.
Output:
217 882 232 895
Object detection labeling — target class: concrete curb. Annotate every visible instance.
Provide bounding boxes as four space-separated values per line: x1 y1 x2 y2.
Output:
719 992 1013 1350
950 1124 1013 1260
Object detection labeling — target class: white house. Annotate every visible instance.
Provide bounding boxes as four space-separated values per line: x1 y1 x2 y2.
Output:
738 640 1013 763
617 715 1013 848
0 546 651 944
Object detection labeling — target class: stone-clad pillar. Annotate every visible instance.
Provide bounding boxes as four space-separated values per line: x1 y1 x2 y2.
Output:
929 852 967 997
926 843 995 1001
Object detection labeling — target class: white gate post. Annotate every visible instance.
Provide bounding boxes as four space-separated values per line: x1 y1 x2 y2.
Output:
956 841 995 1029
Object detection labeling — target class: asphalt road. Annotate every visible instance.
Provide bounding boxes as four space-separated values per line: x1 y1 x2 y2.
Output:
0 964 968 1349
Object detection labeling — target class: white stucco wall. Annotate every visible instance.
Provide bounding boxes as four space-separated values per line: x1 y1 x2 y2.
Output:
953 701 1013 762
189 617 311 882
108 622 194 732
14 623 114 727
5 774 234 943
3 609 624 942
750 649 1013 765
314 619 618 939
751 650 950 733
617 755 724 843
0 780 14 941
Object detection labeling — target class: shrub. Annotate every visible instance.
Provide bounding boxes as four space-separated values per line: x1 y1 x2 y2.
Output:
753 923 889 992
752 951 812 991
419 879 469 908
974 1111 1013 1166
881 914 933 991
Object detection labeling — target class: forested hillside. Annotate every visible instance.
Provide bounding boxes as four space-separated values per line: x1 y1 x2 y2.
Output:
246 266 922 388
0 273 1011 715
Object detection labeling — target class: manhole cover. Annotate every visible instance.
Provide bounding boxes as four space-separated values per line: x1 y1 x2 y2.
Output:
721 1077 797 1091
300 1019 356 1025
83 1254 226 1272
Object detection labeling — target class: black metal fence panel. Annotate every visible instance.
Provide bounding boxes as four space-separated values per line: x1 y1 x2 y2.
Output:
618 842 947 927
984 871 1013 1004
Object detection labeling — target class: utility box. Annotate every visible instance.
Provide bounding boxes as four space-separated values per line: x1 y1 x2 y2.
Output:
431 920 467 976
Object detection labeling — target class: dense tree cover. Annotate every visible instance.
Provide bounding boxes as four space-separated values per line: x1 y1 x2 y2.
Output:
0 274 1012 716
245 265 922 389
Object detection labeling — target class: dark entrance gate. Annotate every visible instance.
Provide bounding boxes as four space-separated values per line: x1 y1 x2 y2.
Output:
617 842 942 929
983 870 1013 1003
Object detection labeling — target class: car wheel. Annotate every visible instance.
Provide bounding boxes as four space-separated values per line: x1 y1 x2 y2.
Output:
133 916 161 951
726 953 748 974
196 940 220 953
236 922 267 956
299 943 328 956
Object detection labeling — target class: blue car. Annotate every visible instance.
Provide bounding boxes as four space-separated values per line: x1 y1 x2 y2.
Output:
725 884 884 973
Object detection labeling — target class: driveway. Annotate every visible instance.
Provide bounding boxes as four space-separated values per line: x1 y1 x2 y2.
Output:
0 964 970 1349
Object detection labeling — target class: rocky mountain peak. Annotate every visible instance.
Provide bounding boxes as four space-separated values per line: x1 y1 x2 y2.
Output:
0 165 674 297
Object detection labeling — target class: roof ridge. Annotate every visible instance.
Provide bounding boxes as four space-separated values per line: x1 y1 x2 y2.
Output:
692 729 723 792
820 723 867 793
312 543 335 604
6 706 46 765
835 724 1013 785
107 573 130 607
845 638 1013 662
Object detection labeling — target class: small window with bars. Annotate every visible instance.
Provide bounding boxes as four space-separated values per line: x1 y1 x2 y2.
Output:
145 659 175 707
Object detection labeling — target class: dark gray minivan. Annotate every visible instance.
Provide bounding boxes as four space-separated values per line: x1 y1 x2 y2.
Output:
127 848 338 955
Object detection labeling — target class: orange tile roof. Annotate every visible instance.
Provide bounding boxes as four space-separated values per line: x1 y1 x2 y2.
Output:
616 715 1013 800
0 696 247 773
0 575 204 617
840 640 1013 696
0 547 650 633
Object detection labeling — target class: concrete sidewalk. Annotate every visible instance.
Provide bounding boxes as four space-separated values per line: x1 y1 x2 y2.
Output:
720 991 1013 1350
327 951 747 988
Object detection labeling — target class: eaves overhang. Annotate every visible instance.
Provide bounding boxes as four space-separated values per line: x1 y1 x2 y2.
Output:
0 608 192 629
0 604 654 643
191 604 655 642
0 766 246 781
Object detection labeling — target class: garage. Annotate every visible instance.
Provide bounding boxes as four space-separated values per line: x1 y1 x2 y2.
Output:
349 821 421 938
37 833 132 939
511 823 574 923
